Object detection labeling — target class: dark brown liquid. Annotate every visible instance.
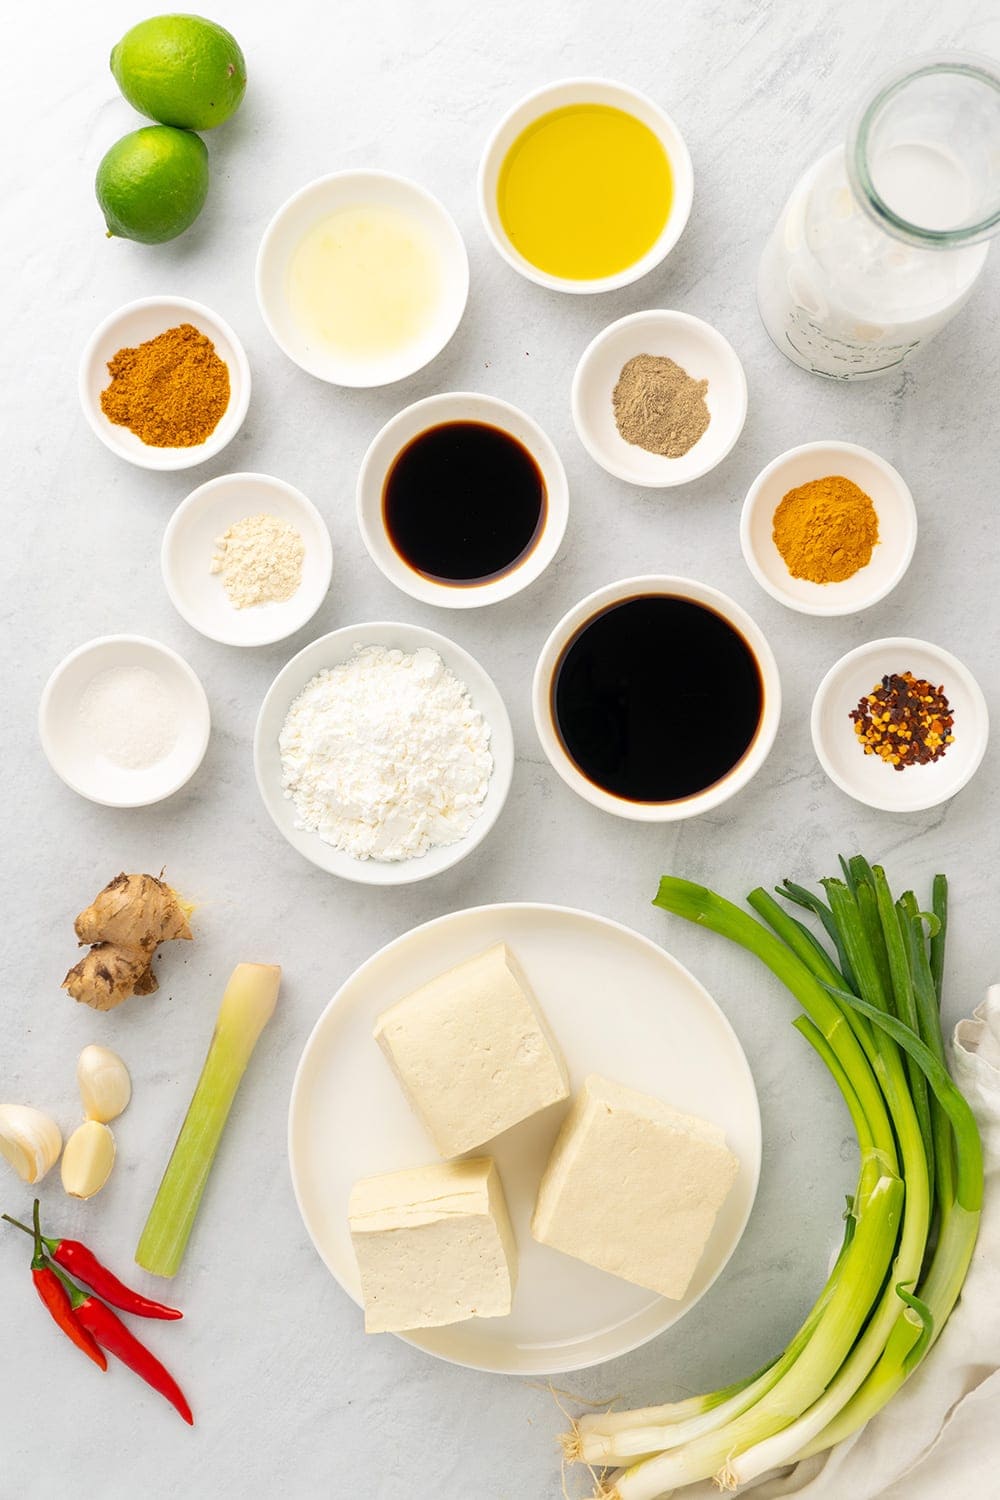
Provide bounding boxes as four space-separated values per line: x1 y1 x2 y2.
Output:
552 594 764 803
382 421 546 585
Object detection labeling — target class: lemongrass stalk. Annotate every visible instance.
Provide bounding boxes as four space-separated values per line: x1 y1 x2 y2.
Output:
601 1174 904 1500
576 1201 859 1467
136 963 281 1277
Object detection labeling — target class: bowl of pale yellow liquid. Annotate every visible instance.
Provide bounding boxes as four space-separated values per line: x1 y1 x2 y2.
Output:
255 171 469 387
479 78 693 294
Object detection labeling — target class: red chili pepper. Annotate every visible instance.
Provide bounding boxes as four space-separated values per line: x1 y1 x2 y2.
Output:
22 1200 107 1371
2 1208 181 1320
69 1286 194 1425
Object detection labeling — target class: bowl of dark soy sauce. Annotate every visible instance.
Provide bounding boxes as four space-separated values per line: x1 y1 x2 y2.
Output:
532 576 781 820
357 392 569 608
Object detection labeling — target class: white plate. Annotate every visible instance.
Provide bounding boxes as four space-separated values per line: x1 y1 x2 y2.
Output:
811 636 989 812
356 391 569 609
255 170 469 387
478 78 693 294
162 472 333 647
741 442 918 616
39 635 210 807
78 296 251 471
288 902 761 1374
254 622 514 885
572 311 747 486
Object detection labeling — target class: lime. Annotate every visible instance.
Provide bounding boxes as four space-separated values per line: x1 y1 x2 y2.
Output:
110 14 246 130
96 126 209 243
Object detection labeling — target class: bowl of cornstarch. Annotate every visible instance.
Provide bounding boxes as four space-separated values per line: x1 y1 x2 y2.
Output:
254 622 514 884
39 636 210 807
162 472 334 646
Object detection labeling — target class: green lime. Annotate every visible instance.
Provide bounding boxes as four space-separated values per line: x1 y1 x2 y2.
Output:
110 14 246 130
96 126 209 243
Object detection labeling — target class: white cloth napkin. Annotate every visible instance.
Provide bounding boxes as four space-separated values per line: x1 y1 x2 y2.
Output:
680 984 1000 1500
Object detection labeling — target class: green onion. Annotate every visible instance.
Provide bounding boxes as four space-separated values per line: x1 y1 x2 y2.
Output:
563 859 981 1500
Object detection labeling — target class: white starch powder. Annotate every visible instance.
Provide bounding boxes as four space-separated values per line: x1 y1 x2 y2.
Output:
278 645 493 862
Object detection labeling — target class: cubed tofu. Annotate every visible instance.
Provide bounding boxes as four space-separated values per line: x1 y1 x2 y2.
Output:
373 943 570 1157
531 1075 739 1299
349 1157 517 1333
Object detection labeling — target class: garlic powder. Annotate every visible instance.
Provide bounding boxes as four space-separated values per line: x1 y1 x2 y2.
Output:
211 513 305 609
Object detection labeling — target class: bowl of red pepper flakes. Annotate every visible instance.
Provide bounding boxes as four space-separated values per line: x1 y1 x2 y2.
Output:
811 637 989 813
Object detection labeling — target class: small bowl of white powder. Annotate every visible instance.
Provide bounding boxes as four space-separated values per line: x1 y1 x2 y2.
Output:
162 472 333 646
254 622 514 884
39 636 210 807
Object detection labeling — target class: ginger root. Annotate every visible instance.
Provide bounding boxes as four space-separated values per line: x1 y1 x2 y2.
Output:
62 872 193 1011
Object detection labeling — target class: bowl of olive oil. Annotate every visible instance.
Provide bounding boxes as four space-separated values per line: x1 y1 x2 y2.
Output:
478 78 693 294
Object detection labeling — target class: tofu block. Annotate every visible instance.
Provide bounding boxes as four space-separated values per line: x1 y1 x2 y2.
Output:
531 1075 739 1299
373 943 570 1157
348 1157 517 1333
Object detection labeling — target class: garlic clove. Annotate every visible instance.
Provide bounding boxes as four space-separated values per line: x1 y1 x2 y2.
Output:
0 1104 63 1184
61 1120 116 1200
77 1044 132 1123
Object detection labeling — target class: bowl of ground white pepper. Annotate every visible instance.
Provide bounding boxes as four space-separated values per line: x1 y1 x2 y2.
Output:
571 309 747 487
79 295 251 471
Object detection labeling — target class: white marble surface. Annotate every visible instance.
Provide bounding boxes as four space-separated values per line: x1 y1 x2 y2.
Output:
3 2 999 1496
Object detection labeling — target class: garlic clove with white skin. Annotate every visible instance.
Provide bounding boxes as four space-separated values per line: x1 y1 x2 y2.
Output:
77 1044 131 1123
61 1120 116 1200
0 1104 62 1184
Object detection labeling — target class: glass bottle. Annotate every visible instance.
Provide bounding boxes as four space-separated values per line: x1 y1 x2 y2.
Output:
757 53 1000 380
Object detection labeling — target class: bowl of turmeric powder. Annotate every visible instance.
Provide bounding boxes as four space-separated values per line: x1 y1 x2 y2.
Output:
78 295 251 470
740 441 917 616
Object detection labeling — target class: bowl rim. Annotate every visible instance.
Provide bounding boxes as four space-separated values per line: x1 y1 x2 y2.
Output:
38 633 211 807
161 470 334 647
810 635 989 812
253 168 470 388
253 620 515 883
356 390 570 609
532 575 782 821
570 309 748 487
477 75 694 294
740 440 919 617
77 295 251 472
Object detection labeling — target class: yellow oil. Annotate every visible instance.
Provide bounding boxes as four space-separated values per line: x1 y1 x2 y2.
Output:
288 204 441 359
497 104 673 280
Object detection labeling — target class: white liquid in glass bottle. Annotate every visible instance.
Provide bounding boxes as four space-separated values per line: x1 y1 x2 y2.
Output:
758 54 1000 380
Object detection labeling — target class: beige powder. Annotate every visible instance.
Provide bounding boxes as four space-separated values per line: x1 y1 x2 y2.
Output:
211 513 305 609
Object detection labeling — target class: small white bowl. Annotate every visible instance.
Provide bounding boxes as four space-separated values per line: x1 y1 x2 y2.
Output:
39 636 210 807
162 472 333 647
255 170 469 387
532 576 781 821
572 310 747 487
741 442 918 616
356 391 569 609
811 637 988 813
79 296 251 471
478 77 693 294
254 622 514 884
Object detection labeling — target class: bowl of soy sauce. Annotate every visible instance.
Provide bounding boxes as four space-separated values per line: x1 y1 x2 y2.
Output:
532 576 781 821
357 392 569 608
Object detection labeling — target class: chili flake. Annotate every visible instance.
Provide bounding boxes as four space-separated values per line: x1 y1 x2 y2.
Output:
849 671 955 771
